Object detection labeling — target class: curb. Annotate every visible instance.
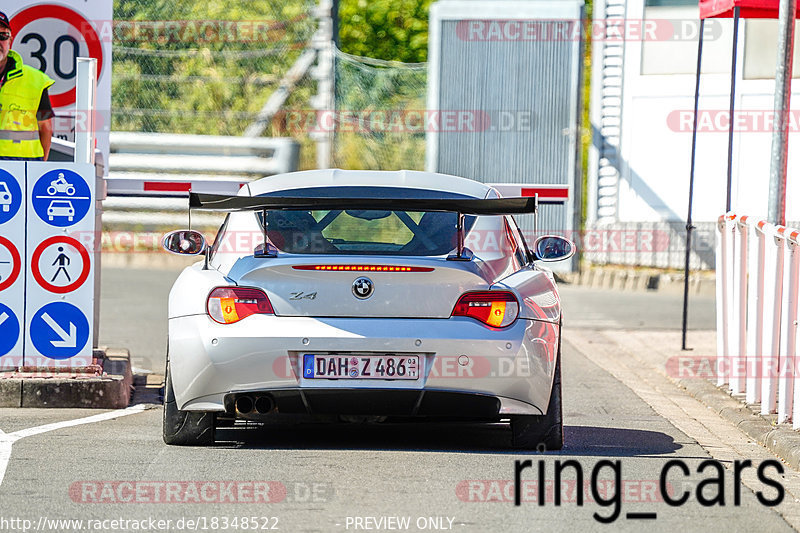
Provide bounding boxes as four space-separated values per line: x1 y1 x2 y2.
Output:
678 377 800 470
0 348 133 409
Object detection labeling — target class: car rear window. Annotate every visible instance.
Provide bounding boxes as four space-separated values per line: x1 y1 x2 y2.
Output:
255 187 477 256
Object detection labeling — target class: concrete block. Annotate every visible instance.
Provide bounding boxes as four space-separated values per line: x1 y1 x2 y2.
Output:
0 379 22 407
2 348 132 409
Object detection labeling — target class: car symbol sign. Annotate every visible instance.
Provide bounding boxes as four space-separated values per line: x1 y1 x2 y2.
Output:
352 276 374 300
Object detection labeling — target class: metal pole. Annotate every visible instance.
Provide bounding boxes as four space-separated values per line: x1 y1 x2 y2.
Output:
682 19 705 351
332 0 340 48
74 58 97 165
768 0 797 226
725 8 740 212
312 0 334 169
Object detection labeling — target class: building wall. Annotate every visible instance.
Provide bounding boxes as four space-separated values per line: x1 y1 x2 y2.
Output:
588 0 800 268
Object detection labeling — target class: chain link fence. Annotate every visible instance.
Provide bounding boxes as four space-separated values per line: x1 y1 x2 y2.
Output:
331 48 427 170
110 1 430 172
111 0 318 167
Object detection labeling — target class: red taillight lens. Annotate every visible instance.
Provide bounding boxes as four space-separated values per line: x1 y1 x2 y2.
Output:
207 287 273 324
452 291 519 328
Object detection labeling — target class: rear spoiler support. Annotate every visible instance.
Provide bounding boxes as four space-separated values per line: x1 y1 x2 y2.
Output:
448 213 472 261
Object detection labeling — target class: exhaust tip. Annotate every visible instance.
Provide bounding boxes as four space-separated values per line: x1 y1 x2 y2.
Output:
235 395 254 415
254 395 274 414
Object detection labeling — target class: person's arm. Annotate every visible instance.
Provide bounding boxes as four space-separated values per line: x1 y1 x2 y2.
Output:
38 118 52 161
37 89 55 161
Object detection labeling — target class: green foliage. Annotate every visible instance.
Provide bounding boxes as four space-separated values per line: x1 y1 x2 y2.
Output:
339 0 433 63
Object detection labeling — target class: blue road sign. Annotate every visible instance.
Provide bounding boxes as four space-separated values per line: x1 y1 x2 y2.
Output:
0 303 20 357
29 301 89 359
31 169 91 227
0 169 22 224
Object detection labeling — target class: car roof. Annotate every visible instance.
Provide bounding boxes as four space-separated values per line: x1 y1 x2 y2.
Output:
244 169 493 199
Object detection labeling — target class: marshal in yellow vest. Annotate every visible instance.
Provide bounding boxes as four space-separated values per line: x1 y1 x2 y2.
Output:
0 50 55 159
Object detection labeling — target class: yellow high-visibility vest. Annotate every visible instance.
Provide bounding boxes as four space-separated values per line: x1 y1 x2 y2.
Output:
0 50 55 159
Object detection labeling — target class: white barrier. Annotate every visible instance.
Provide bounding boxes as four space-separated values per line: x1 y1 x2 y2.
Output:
718 214 800 428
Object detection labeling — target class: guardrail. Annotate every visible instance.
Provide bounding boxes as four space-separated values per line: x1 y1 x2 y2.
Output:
101 133 301 228
109 132 300 178
717 213 800 427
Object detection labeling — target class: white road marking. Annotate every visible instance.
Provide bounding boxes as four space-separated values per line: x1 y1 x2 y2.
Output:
0 404 148 488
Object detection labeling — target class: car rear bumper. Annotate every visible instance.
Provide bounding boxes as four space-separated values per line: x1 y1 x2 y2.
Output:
168 314 559 415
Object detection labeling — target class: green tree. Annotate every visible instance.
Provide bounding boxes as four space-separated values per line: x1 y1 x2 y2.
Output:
339 0 432 63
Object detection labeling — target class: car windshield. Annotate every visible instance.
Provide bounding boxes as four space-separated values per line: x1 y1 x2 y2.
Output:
254 187 477 256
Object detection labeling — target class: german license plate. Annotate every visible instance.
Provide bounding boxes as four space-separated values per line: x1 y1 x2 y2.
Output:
303 354 420 380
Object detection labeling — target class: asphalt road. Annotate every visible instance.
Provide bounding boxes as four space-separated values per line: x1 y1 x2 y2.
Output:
0 267 793 532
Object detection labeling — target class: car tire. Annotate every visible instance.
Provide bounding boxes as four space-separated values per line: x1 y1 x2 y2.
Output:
510 352 563 451
163 364 215 446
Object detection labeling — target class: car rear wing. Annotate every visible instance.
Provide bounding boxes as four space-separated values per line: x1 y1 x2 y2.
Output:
188 192 538 261
188 192 538 215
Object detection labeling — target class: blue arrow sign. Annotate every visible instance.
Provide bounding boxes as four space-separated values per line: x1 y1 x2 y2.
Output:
0 169 22 225
0 303 20 357
29 302 89 359
31 169 91 227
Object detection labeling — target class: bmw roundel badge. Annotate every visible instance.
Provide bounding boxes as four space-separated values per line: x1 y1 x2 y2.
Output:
352 276 374 299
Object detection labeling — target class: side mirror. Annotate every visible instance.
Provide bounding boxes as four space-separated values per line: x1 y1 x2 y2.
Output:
533 235 575 262
162 230 207 255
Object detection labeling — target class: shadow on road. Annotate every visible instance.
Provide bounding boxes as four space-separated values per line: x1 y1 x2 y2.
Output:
562 426 683 457
211 422 682 457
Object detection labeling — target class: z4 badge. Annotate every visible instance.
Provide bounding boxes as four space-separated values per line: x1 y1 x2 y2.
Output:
289 291 317 300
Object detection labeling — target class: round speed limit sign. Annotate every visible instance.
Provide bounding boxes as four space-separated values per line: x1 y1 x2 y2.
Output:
10 4 103 109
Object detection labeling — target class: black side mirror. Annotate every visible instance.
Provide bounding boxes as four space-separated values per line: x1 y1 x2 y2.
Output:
162 230 207 255
533 235 575 262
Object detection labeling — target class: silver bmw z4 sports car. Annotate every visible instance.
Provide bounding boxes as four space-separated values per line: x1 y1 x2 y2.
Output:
161 170 574 449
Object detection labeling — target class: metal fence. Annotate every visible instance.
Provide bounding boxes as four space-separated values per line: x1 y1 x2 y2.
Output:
582 221 717 271
716 214 800 428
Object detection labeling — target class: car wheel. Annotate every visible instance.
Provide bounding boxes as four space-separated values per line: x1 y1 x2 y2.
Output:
163 364 215 446
510 352 563 451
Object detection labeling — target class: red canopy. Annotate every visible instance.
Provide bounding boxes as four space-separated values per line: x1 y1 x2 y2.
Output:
700 0 800 18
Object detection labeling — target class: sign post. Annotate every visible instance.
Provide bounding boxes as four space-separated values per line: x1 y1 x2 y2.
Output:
74 57 97 166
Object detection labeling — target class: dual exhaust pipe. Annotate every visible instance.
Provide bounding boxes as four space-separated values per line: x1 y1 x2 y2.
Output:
234 394 275 415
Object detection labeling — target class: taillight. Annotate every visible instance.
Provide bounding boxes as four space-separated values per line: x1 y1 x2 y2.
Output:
207 287 273 324
452 291 519 328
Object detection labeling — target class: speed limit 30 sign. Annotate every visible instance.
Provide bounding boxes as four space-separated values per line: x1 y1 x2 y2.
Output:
9 1 112 167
